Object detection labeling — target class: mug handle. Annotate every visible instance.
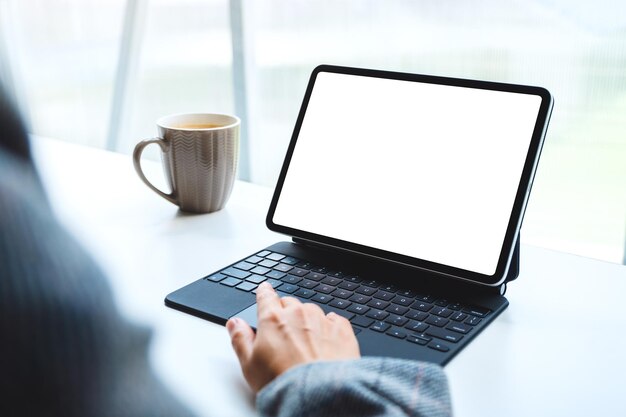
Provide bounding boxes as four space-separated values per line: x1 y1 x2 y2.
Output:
132 138 177 205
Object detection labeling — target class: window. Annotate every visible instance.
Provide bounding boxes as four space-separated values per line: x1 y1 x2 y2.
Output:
1 0 125 148
123 0 233 155
1 0 624 264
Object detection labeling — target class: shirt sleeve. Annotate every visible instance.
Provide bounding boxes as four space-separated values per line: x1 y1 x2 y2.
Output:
256 357 453 417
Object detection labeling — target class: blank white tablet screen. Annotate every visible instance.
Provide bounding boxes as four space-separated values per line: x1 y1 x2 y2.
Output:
272 72 542 276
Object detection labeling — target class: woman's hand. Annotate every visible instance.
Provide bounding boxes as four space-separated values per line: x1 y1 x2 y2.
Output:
226 281 361 393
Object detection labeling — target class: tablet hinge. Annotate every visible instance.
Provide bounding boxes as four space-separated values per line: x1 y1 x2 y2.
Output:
292 236 518 297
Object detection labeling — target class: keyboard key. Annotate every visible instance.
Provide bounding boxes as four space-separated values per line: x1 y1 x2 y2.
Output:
462 306 490 317
373 290 395 301
222 267 251 280
385 314 408 326
281 256 300 265
450 312 468 322
367 299 390 310
425 316 450 327
246 274 267 284
366 309 389 320
294 288 315 299
397 289 417 298
305 272 325 281
379 284 398 292
465 316 482 326
427 341 450 352
320 305 355 321
405 309 428 321
316 284 336 294
349 294 372 304
277 283 298 294
331 289 354 299
392 295 413 307
362 279 381 288
329 299 351 309
266 252 285 261
296 261 315 269
412 301 434 312
386 328 407 339
344 275 362 283
252 281 270 294
425 326 463 343
347 304 370 315
221 277 242 287
266 279 282 288
300 279 319 289
274 263 294 273
405 320 429 333
259 259 278 268
205 273 226 282
434 298 451 307
234 261 255 271
282 275 302 284
310 266 329 273
290 268 310 277
355 286 376 296
236 282 257 292
448 302 463 311
370 321 390 332
446 323 472 334
338 281 359 290
322 276 342 286
351 315 374 328
256 250 271 257
407 334 431 345
387 304 409 315
431 306 453 318
266 270 286 279
327 270 345 278
250 266 271 275
311 293 333 304
416 295 436 303
245 255 263 264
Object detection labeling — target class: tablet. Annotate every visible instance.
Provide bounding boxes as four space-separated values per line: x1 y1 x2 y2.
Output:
267 65 553 286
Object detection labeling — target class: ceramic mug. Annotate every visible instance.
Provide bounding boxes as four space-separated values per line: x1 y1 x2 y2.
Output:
133 113 240 213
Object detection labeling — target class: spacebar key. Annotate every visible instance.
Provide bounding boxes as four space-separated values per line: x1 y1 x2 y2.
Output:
320 304 355 321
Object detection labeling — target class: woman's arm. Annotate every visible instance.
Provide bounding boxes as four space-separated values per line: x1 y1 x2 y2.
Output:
228 284 453 417
258 357 451 417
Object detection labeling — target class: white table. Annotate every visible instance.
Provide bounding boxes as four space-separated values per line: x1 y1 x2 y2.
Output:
32 137 626 417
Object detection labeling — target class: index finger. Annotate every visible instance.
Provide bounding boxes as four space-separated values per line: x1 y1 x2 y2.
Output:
256 282 282 316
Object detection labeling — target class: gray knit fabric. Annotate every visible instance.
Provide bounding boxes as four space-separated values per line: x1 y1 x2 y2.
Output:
257 358 452 417
0 147 452 417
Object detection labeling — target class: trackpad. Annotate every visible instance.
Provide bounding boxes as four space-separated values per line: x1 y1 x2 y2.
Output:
230 290 292 329
232 304 258 329
165 279 256 324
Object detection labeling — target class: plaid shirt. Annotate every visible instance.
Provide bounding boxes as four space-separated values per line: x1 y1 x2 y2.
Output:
259 357 451 417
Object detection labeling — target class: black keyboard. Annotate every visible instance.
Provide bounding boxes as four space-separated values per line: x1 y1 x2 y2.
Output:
205 249 492 354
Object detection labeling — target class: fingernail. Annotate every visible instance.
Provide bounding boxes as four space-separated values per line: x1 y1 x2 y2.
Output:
259 282 271 290
226 318 239 332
